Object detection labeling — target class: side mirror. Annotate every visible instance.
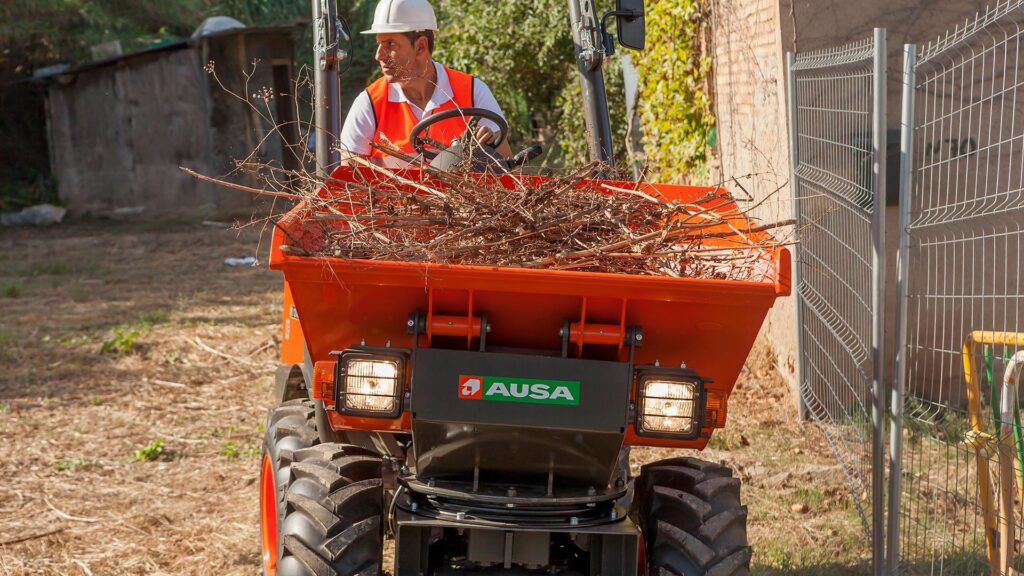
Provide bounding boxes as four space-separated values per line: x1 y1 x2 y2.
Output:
616 0 645 51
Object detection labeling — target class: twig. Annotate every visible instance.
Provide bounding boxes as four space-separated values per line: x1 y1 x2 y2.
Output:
150 379 187 389
44 497 99 523
192 337 249 365
0 527 65 546
73 559 94 576
180 167 302 199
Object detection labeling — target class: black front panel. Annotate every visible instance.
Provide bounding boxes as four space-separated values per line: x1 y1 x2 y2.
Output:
410 349 631 488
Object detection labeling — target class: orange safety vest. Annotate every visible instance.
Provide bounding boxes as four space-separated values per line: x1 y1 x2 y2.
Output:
366 65 475 159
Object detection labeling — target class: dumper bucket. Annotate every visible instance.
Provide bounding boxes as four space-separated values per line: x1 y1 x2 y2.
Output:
269 166 790 451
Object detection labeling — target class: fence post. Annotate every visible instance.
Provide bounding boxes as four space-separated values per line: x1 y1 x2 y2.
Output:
871 27 887 576
785 50 807 421
886 42 915 576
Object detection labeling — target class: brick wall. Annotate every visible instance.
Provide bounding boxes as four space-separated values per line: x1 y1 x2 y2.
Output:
709 0 800 410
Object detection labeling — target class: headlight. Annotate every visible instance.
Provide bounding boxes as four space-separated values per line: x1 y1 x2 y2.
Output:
636 368 705 439
336 350 406 418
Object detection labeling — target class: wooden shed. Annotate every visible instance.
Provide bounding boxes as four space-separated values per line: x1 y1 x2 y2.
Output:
44 24 305 218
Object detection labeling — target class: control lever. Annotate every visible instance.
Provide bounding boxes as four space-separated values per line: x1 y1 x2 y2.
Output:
509 144 544 169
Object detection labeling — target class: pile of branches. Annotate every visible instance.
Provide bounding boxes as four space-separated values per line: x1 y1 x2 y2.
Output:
286 145 787 279
189 144 789 280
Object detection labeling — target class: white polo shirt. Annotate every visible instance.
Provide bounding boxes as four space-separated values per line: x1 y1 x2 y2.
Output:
339 61 506 167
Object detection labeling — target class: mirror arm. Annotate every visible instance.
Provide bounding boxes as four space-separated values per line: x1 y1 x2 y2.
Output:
600 9 643 55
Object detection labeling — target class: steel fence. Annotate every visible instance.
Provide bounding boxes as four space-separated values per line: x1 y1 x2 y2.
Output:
786 29 887 576
889 2 1024 574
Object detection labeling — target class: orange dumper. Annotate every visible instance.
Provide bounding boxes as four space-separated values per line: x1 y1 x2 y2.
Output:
259 164 791 576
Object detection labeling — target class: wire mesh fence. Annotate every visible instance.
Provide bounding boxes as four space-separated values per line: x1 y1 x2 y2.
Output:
786 30 887 575
890 2 1024 574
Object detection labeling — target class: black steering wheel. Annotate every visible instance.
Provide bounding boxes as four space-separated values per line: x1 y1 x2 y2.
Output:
410 107 509 155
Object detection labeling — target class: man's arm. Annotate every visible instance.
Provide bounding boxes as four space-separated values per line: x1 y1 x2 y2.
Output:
472 79 514 158
338 91 377 166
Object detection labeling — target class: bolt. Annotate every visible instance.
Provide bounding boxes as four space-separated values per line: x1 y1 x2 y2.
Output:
407 319 415 327
456 511 466 521
428 479 436 488
507 487 517 497
486 324 492 333
587 486 596 496
679 361 687 368
386 340 392 348
610 509 618 520
615 478 625 488
635 333 643 342
570 517 579 526
360 338 366 346
558 328 565 337
410 501 418 512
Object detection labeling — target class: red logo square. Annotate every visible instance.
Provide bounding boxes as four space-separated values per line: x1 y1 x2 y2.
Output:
459 375 483 400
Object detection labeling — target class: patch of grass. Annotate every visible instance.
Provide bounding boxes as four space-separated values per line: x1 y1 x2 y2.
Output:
100 310 170 354
69 287 91 301
787 486 827 510
706 429 749 451
3 284 21 298
138 310 169 325
60 333 93 346
101 325 142 354
87 397 103 406
41 260 72 275
132 438 165 462
0 403 8 414
221 441 258 459
55 458 91 471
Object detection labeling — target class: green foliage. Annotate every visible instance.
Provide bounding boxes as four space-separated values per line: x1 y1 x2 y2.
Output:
222 441 259 459
634 0 714 182
55 458 92 471
101 325 142 354
132 438 165 462
433 0 628 167
3 285 21 298
100 310 168 354
434 0 574 146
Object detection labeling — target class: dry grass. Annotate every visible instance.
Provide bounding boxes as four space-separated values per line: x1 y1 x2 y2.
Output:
0 221 867 575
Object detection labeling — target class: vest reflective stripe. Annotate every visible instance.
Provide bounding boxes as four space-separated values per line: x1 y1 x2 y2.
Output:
366 66 475 158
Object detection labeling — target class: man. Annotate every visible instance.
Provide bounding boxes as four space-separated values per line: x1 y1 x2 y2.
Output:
339 0 513 168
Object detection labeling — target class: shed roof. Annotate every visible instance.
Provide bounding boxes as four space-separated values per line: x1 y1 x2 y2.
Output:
33 22 306 81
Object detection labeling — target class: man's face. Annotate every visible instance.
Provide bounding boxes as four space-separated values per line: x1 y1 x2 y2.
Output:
375 33 423 83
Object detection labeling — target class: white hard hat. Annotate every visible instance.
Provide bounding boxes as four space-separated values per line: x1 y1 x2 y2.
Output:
362 0 438 34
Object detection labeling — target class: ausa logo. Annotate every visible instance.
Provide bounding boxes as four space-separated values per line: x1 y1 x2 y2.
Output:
458 376 483 399
458 375 580 406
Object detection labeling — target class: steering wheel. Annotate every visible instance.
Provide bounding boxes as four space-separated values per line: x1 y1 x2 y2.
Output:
410 107 509 155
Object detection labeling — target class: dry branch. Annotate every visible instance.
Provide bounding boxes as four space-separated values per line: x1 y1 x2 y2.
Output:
184 137 790 281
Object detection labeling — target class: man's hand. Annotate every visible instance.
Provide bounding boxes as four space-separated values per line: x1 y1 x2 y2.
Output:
472 125 514 158
474 125 499 146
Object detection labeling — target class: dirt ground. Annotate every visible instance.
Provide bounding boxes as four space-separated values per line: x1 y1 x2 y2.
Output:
0 221 870 575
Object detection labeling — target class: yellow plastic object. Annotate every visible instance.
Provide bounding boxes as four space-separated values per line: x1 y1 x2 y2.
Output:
962 331 1024 576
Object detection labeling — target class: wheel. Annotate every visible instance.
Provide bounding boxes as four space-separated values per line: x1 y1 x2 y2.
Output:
631 457 751 576
261 400 386 576
277 443 385 576
262 399 320 576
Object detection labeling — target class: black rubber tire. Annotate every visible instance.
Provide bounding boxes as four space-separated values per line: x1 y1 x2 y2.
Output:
263 399 321 574
632 457 751 576
276 442 385 576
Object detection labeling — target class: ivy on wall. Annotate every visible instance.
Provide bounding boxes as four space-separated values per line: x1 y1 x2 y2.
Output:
634 0 714 182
